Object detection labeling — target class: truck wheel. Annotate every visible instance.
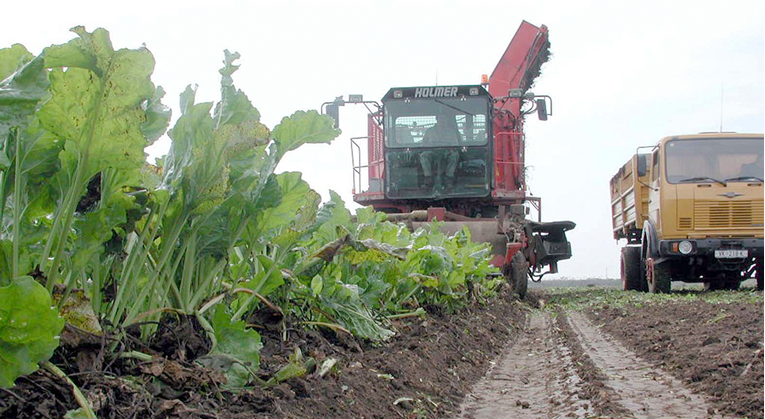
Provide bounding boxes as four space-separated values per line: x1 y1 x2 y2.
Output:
621 247 645 291
646 259 671 293
705 273 742 291
703 281 720 291
704 281 740 291
507 251 528 299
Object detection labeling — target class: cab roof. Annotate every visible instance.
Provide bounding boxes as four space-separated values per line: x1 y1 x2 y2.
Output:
382 85 489 102
660 133 764 145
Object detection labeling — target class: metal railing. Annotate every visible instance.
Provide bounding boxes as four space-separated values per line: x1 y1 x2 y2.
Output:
350 136 369 194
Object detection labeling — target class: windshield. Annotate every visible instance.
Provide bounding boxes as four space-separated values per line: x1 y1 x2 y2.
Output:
384 97 489 148
665 137 764 184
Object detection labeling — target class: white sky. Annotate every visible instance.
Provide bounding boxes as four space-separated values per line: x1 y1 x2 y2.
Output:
4 0 763 279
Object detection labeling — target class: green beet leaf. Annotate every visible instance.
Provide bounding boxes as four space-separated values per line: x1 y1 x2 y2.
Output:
0 53 50 173
271 110 340 161
40 27 159 183
251 171 321 249
200 307 263 388
0 44 33 81
0 276 64 388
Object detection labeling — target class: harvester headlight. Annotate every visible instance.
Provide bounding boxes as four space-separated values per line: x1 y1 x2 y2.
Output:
678 240 693 255
469 87 479 96
393 90 403 99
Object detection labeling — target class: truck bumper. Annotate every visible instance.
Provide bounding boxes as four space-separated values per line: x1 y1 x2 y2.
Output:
659 238 764 259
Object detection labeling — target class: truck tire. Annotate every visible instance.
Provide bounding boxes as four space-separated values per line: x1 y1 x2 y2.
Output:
647 260 671 293
703 281 720 291
704 281 740 291
507 251 528 299
705 273 742 291
621 246 645 291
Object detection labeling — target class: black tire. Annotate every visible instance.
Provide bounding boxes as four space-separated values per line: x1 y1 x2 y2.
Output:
648 262 671 293
621 246 645 291
705 272 743 291
756 260 763 291
507 251 528 299
704 281 742 291
704 281 725 291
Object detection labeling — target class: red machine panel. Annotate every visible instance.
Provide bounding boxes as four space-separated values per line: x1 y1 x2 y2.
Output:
368 113 384 181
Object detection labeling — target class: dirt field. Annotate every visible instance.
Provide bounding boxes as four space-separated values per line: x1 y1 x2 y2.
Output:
1 285 762 419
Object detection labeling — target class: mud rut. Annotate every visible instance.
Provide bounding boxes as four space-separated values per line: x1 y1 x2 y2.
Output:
457 310 724 419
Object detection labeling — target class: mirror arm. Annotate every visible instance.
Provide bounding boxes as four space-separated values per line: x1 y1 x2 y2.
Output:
638 178 659 192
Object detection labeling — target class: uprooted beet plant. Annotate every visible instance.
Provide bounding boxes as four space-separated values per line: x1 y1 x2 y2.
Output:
0 27 502 412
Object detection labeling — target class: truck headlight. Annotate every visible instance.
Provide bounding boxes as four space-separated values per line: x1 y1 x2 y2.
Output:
678 240 693 254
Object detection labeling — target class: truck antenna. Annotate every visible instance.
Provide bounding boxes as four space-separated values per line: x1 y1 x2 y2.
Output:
719 80 724 133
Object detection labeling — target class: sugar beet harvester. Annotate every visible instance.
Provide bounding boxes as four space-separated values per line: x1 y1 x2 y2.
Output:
323 21 575 298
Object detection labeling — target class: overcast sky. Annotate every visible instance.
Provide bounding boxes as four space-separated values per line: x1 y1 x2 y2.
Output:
4 0 763 279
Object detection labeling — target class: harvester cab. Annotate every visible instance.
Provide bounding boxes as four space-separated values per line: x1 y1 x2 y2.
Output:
323 21 575 297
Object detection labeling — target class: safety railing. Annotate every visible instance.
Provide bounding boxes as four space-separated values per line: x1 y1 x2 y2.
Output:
350 136 369 195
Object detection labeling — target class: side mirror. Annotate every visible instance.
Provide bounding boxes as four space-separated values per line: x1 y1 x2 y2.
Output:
326 104 340 128
637 154 648 177
536 98 548 121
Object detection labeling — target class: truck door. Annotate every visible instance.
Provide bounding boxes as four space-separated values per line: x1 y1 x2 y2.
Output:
648 148 662 233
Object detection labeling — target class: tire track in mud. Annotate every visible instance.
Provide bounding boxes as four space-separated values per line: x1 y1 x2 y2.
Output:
456 312 594 419
566 312 721 419
457 310 726 419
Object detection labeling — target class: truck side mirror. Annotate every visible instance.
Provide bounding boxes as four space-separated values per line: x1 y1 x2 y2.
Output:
637 154 648 177
326 104 340 128
536 98 548 121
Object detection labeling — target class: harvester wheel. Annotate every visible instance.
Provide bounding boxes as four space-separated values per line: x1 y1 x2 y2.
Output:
620 246 645 291
507 251 528 299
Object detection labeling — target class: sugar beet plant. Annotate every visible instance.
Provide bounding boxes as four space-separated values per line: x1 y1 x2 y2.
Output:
0 27 501 391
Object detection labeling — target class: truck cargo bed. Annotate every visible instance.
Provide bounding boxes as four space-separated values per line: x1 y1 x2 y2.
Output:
610 154 650 241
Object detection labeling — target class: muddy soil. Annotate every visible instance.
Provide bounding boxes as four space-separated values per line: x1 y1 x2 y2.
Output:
0 290 526 419
589 298 764 419
567 311 721 418
3 288 761 419
457 312 599 418
456 305 726 419
275 292 527 418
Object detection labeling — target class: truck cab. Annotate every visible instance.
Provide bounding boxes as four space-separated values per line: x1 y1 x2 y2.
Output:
613 133 764 292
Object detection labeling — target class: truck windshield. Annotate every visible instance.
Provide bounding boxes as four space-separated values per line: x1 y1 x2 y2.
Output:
384 97 489 148
665 137 764 184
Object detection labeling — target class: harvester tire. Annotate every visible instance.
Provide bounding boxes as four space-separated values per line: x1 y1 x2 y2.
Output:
508 251 528 299
621 246 645 291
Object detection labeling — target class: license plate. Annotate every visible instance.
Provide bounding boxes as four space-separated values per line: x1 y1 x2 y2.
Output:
715 249 748 259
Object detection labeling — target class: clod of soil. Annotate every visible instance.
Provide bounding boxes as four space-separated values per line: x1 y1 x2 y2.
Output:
149 313 213 362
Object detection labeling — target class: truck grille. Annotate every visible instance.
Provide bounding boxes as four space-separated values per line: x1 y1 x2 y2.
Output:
694 200 764 229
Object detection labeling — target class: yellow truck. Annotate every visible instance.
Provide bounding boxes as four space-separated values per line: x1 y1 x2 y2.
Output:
610 133 763 292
